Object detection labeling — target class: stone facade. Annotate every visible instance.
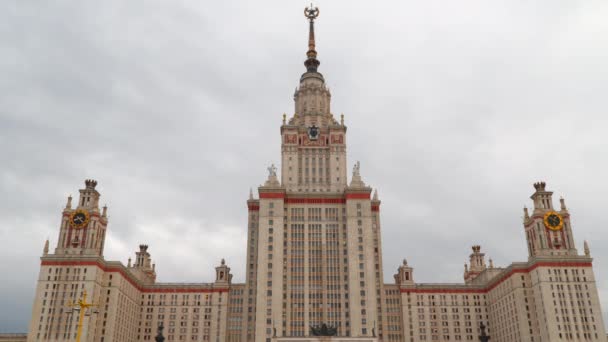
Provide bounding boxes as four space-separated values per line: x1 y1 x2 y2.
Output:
0 334 27 342
25 8 607 342
272 338 377 342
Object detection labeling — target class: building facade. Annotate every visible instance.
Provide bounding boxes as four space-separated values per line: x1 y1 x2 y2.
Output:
27 7 607 342
0 334 27 342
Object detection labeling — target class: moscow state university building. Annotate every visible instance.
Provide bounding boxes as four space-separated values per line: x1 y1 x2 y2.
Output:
27 8 607 342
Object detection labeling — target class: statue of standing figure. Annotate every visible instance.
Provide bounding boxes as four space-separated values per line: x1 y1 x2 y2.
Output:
268 164 277 177
353 161 360 177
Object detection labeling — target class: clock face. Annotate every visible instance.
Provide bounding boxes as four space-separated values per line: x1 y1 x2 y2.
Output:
543 211 563 231
70 209 90 229
308 125 319 140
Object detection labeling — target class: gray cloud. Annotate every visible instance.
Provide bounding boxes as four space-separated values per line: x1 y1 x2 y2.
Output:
1 0 608 332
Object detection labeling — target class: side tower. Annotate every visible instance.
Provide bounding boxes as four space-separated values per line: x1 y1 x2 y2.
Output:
280 5 347 194
248 6 386 342
27 180 112 342
520 182 606 341
524 181 577 257
55 179 108 256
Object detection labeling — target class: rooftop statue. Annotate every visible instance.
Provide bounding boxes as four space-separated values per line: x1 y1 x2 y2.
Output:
267 164 277 177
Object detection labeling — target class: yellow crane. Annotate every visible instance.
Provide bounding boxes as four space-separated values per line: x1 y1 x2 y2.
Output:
67 290 98 342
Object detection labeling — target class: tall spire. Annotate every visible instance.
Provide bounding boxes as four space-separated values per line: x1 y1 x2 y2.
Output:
304 4 320 73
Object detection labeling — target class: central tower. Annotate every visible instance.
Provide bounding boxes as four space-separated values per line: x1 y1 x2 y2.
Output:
243 6 385 342
281 5 347 194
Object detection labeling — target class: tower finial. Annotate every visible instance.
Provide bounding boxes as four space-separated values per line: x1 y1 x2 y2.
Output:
304 4 320 73
66 194 72 209
43 239 49 255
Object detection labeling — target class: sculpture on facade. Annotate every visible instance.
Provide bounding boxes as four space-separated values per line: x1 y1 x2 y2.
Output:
310 323 337 336
353 161 360 177
479 322 490 342
268 164 277 177
155 323 165 342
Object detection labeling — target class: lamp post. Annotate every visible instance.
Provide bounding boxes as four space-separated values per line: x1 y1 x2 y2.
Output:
67 290 98 342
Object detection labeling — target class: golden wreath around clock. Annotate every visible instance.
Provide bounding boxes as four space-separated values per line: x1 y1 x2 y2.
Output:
70 209 90 229
543 211 564 231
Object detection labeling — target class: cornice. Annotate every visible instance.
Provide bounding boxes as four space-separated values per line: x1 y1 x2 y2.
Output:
40 256 229 293
398 258 593 295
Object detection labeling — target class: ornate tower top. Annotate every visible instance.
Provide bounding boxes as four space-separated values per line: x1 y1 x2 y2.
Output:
524 182 577 258
530 180 554 211
85 179 98 189
280 6 344 193
78 179 101 211
304 4 320 73
533 181 546 191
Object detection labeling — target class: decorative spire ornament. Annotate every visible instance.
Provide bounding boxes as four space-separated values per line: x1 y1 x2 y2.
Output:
304 4 320 73
43 239 49 255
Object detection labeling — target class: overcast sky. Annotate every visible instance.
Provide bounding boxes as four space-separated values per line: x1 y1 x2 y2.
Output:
1 0 608 333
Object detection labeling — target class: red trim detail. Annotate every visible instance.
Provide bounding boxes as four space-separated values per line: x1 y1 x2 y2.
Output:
248 204 260 211
285 198 346 204
371 205 380 212
400 261 593 294
259 193 285 199
345 193 370 200
40 260 228 293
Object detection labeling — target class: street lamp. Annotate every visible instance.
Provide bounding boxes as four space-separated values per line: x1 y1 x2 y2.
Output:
67 290 98 342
